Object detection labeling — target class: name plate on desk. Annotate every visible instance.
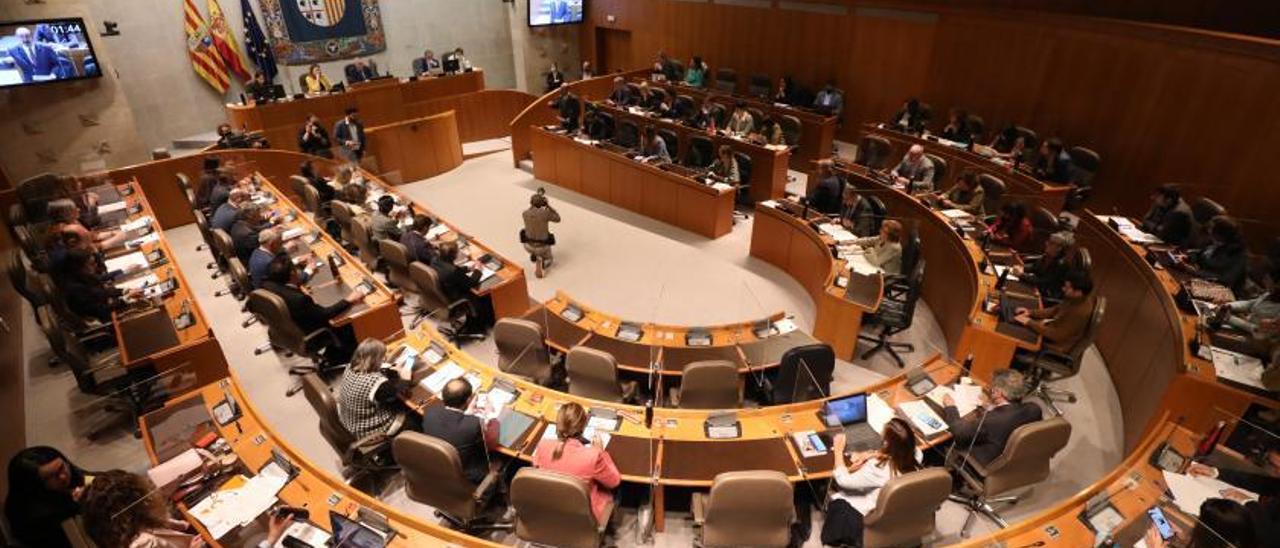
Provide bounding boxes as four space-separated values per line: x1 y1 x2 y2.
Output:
704 412 741 439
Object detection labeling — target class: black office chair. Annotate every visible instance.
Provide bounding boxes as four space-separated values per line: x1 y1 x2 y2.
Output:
778 115 801 146
748 74 771 98
709 102 728 128
657 128 679 161
17 172 60 224
687 135 715 168
675 95 696 122
1026 206 1061 252
614 120 640 148
967 115 986 142
1014 126 1039 149
977 174 1006 219
863 196 888 237
855 135 892 170
297 73 309 93
746 108 765 131
1014 297 1106 416
859 259 926 368
714 68 737 93
1068 146 1100 187
593 111 616 141
770 343 834 404
625 83 642 103
925 153 948 186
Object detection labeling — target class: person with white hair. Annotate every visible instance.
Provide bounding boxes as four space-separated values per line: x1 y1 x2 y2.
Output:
248 227 283 288
890 144 935 194
940 368 1043 466
1013 230 1078 301
211 188 250 232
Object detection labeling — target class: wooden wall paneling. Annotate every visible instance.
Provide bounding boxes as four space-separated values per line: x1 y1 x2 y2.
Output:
556 141 584 192
611 161 643 212
532 131 558 182
581 149 610 196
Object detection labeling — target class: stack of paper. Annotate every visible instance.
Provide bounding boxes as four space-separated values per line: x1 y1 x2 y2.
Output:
466 387 516 422
105 251 149 274
146 448 203 491
867 394 895 434
847 255 882 276
711 182 735 192
126 233 161 249
898 400 949 437
97 201 127 215
1162 471 1259 516
925 384 983 417
773 318 798 334
420 361 466 394
121 216 154 233
940 209 972 220
1210 347 1266 388
426 223 452 240
188 462 291 539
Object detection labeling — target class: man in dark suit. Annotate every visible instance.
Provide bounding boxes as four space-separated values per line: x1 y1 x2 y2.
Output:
344 59 378 84
606 77 631 106
260 255 365 364
334 108 366 163
399 214 438 265
549 87 581 132
229 204 269 263
806 159 845 215
941 369 1043 466
419 378 497 484
7 27 60 83
430 241 493 331
298 114 333 158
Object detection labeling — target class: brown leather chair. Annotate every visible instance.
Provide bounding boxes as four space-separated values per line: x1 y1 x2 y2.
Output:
378 238 415 293
713 67 737 93
925 153 948 186
407 262 479 338
175 172 196 210
349 215 379 268
39 306 144 438
246 289 339 395
862 467 952 548
692 470 794 547
566 346 637 403
300 373 399 484
779 115 802 146
494 318 554 384
209 228 235 275
510 468 612 548
392 431 504 532
289 175 309 206
1017 297 1106 416
1026 206 1061 252
330 201 356 243
950 417 1073 536
977 173 1006 217
192 209 217 265
855 135 892 170
669 360 741 409
6 248 45 307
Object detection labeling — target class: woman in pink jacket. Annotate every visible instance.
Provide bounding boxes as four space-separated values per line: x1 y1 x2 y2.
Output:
532 402 621 522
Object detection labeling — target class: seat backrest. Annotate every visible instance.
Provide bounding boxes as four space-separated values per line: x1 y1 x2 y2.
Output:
1063 296 1106 366
749 74 771 97
227 257 251 297
331 200 354 232
6 202 26 234
13 225 39 261
350 215 379 266
657 128 679 159
17 172 60 222
865 196 887 235
1072 247 1092 273
900 232 923 281
1014 126 1039 148
596 111 615 139
863 467 952 547
393 432 480 520
675 95 695 118
983 417 1072 496
1027 206 1060 251
892 260 926 327
650 87 667 106
1190 197 1226 225
734 152 753 185
708 103 728 127
409 262 450 312
977 173 1006 213
703 470 794 548
289 175 309 203
966 115 986 141
298 73 308 91
210 228 235 268
192 209 215 249
773 343 834 403
625 82 641 99
378 239 414 292
687 135 714 168
615 120 639 148
247 289 308 353
300 373 357 461
856 135 892 170
678 360 741 409
924 153 948 185
1068 146 1100 186
175 172 196 208
714 68 737 92
779 115 801 146
566 346 625 402
511 468 602 548
493 318 552 381
746 108 765 130
6 249 43 306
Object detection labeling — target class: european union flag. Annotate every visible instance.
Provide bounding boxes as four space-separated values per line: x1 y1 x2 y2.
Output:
242 0 278 81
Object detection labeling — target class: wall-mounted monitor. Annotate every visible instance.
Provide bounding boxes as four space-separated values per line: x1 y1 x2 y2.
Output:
529 0 584 27
0 18 103 89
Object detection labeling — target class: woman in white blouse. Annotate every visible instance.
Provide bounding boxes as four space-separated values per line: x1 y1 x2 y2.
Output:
821 418 920 546
853 219 905 276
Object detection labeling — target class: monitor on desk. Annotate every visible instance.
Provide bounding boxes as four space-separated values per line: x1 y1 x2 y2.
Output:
442 58 460 74
330 511 388 548
824 393 868 426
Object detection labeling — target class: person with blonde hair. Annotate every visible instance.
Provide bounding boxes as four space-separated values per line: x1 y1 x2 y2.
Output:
853 219 905 275
336 339 409 439
532 402 621 522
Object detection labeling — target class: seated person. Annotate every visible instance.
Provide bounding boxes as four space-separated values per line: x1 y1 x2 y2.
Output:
214 123 264 149
806 159 844 215
1012 231 1076 302
195 157 232 213
400 214 438 265
550 87 581 132
298 114 333 159
1185 449 1279 545
1140 184 1194 247
840 190 877 237
230 204 270 263
890 144 936 194
412 49 441 76
853 220 905 276
248 227 309 289
430 241 492 331
4 446 92 548
812 80 844 117
46 226 111 282
633 81 661 111
655 50 681 82
54 249 139 323
683 56 707 87
773 76 799 106
80 469 293 548
939 108 972 144
708 145 740 185
752 118 785 146
639 125 671 163
582 104 612 140
244 71 272 102
990 127 1029 166
606 77 631 106
888 98 926 134
303 63 331 94
690 102 717 131
544 62 565 92
261 255 364 364
337 339 411 440
1211 274 1280 353
46 198 124 250
987 201 1034 252
1013 270 1097 353
299 159 336 203
933 171 985 216
211 188 249 232
1031 138 1073 184
370 195 405 242
1144 498 1260 548
345 58 378 84
580 60 594 79
822 419 920 546
1183 216 1249 292
532 402 621 524
420 378 498 485
941 369 1043 466
725 102 755 137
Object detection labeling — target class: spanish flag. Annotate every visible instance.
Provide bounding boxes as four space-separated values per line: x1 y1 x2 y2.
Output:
207 0 251 81
185 0 230 93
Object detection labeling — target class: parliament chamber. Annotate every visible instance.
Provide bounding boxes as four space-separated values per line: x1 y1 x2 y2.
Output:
2 1 1278 547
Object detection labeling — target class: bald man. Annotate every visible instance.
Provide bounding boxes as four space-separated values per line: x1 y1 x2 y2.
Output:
7 27 60 82
891 144 935 194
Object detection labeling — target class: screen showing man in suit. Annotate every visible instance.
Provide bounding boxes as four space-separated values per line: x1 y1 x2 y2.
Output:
0 20 102 87
529 0 583 26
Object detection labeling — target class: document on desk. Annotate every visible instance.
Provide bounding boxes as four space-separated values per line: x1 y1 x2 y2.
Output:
467 387 516 422
819 223 857 244
274 521 331 548
120 216 154 233
1210 347 1266 388
426 223 452 240
97 201 128 215
898 400 949 438
773 318 798 334
846 255 881 276
420 361 465 394
992 265 1020 282
1162 471 1258 516
188 463 290 539
926 384 982 417
115 273 159 291
711 182 735 192
280 227 307 242
105 251 150 275
126 232 161 249
867 394 895 434
146 447 203 491
940 209 972 220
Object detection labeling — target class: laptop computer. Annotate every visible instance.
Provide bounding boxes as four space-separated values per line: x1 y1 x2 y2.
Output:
822 393 881 452
329 511 388 548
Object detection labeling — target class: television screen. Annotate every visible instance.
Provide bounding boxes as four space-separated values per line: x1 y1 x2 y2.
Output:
529 0 584 27
0 18 103 89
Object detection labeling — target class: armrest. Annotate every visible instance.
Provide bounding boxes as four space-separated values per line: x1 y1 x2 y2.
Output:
691 492 707 526
472 469 499 503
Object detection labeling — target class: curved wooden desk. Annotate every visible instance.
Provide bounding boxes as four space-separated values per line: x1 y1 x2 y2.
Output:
509 69 654 165
530 127 735 238
224 71 485 152
522 290 817 382
365 111 464 185
637 78 838 171
861 123 1072 212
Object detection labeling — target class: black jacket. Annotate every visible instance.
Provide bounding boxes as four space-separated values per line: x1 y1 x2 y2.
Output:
298 124 332 157
261 280 352 334
431 258 480 302
230 219 264 264
59 273 123 323
552 94 581 131
420 406 490 484
807 175 845 215
944 401 1043 466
